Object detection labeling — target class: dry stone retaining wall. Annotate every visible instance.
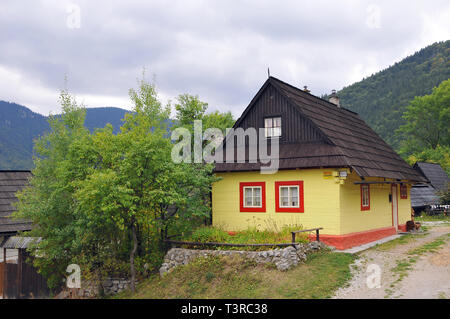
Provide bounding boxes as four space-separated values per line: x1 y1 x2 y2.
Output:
159 241 326 276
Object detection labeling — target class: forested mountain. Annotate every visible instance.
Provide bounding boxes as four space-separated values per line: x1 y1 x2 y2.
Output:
0 101 130 169
337 40 450 149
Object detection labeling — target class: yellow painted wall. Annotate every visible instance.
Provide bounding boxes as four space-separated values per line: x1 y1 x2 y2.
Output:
339 172 412 234
398 184 413 225
212 169 341 235
213 169 414 236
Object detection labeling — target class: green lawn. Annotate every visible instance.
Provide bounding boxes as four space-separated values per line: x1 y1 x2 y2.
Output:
372 233 428 251
415 214 450 222
115 251 356 299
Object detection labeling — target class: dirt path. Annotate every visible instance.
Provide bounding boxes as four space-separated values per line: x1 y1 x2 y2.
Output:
333 225 450 299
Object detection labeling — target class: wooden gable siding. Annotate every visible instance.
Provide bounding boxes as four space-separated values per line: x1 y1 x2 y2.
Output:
0 171 32 235
237 83 325 144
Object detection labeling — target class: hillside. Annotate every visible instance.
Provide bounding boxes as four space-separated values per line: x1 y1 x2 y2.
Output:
0 101 130 170
116 251 355 299
337 40 450 149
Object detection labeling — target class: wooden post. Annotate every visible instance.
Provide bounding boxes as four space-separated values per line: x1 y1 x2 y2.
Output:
3 248 7 299
17 249 23 299
3 248 6 298
291 232 296 245
316 229 320 242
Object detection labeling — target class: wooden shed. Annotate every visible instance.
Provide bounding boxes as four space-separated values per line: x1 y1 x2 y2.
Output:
411 162 449 213
0 171 33 238
0 236 49 299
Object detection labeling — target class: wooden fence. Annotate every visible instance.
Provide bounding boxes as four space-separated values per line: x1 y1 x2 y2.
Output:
165 227 323 249
1 249 49 299
0 262 3 297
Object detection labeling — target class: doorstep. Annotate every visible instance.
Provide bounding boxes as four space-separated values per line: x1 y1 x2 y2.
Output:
333 234 403 254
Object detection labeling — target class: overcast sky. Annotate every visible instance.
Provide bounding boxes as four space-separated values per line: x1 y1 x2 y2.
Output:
0 1 449 117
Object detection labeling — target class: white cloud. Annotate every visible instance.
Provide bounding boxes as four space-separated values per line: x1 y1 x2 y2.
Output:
0 0 448 117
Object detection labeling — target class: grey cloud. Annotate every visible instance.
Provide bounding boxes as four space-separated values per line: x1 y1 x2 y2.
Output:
0 0 449 116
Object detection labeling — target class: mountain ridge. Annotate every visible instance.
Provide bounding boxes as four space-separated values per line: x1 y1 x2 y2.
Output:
0 101 130 169
337 40 450 148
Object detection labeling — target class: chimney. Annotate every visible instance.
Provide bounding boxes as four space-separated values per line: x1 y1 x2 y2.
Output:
329 89 340 107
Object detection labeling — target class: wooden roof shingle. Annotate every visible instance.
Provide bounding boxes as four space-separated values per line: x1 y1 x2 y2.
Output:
413 162 449 191
214 77 426 182
0 171 32 235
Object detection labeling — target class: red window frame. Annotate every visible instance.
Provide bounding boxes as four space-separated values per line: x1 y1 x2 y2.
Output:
360 184 370 211
275 181 304 213
400 184 407 199
239 182 266 212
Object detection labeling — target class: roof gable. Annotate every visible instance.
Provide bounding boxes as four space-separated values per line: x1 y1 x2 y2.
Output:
234 81 329 144
216 77 426 182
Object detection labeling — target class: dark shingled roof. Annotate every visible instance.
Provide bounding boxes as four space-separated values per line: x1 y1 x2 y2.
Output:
410 185 440 207
0 171 33 235
214 77 426 182
410 162 449 208
413 162 449 191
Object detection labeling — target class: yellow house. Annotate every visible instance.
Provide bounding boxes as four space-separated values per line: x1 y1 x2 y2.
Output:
212 77 427 250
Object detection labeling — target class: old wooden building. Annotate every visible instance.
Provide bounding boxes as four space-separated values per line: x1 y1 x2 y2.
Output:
0 171 32 239
212 77 427 250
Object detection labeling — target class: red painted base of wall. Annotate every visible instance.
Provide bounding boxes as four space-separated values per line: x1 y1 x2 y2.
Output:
398 224 407 232
309 225 406 250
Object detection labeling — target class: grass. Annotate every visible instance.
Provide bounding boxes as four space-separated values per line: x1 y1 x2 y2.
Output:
415 214 450 222
372 233 428 251
179 225 309 251
115 251 356 299
407 233 450 255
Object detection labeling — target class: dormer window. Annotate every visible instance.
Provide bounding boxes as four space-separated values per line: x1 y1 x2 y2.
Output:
264 117 281 138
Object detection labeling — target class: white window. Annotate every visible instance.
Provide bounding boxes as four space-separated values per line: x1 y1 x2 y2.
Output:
243 186 262 207
264 117 281 138
279 186 299 208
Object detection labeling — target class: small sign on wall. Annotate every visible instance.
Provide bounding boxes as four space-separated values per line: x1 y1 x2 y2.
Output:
323 171 333 179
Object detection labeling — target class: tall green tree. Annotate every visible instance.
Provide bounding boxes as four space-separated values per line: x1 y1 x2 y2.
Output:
173 93 235 133
15 77 219 294
14 90 92 289
398 79 450 172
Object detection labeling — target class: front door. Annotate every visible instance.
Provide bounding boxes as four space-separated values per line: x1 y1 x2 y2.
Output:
392 184 399 230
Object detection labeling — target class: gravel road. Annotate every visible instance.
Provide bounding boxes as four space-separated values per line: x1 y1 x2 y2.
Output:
333 225 450 299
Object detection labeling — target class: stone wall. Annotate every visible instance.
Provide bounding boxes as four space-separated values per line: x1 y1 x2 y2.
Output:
56 278 139 298
159 241 326 276
102 278 139 296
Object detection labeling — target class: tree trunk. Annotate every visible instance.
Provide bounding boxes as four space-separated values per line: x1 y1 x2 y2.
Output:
130 216 138 294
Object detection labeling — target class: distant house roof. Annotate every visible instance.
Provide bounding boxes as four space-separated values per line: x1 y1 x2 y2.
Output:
413 162 449 191
410 185 440 207
215 77 426 182
0 171 33 236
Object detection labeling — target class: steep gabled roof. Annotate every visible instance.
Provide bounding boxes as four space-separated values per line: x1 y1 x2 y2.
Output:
215 77 426 182
413 162 449 191
0 171 32 235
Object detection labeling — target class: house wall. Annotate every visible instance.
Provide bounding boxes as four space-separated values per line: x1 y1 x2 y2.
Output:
339 172 411 234
212 169 414 250
212 168 341 235
398 184 413 229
